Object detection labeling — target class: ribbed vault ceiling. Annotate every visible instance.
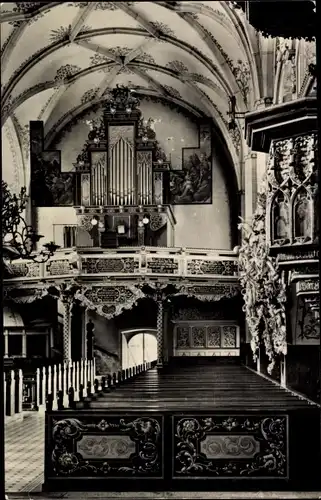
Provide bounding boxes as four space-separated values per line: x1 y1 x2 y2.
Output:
1 1 258 176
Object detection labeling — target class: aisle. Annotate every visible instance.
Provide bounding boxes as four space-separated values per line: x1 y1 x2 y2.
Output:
5 412 45 493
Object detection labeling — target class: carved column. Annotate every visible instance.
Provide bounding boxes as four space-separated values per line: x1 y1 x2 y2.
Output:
61 296 73 361
156 300 164 367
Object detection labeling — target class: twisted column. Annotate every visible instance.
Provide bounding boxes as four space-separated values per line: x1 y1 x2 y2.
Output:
156 300 164 367
58 283 81 361
61 297 73 361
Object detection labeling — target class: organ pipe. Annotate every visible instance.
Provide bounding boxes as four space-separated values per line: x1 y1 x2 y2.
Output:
90 154 108 206
109 138 135 206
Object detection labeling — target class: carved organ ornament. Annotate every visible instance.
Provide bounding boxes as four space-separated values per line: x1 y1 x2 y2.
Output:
266 133 318 248
74 86 171 209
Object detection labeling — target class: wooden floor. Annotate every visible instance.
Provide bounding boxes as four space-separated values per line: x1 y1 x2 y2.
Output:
78 358 315 411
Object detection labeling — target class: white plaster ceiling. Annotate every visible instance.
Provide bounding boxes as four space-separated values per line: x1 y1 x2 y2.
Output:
1 1 258 171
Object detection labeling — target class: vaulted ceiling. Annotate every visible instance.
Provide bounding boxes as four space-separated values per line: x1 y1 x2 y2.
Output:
1 1 261 176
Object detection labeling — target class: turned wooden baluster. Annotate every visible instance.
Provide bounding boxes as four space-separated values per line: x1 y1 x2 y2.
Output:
68 387 75 409
57 363 62 392
57 390 64 410
46 393 53 412
63 361 69 407
34 368 40 411
15 369 23 415
3 373 6 418
84 359 88 392
47 366 52 402
79 384 84 401
53 365 58 410
72 362 76 392
42 366 47 406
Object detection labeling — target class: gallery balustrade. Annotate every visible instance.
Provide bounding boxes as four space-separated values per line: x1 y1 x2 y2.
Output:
3 246 239 282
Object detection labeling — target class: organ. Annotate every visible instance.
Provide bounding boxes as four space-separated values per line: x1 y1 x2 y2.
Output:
74 86 176 248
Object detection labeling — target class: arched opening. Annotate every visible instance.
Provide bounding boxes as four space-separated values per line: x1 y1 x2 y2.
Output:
125 333 157 368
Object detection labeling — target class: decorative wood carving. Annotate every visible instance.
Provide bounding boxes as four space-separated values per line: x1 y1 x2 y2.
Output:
75 284 145 320
266 133 318 247
173 322 240 357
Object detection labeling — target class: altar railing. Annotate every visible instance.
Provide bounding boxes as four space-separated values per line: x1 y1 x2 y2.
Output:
4 247 239 282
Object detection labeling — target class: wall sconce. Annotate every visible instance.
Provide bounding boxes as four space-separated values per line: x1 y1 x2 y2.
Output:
91 217 98 226
142 216 149 225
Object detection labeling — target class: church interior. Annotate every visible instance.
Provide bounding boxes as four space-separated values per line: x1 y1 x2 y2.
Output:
1 1 320 498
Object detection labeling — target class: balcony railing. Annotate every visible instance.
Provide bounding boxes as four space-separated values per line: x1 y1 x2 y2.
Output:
4 247 239 282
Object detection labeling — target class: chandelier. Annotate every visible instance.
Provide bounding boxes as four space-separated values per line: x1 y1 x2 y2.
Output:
2 181 60 263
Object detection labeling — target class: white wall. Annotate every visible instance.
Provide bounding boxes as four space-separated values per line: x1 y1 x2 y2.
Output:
37 207 77 247
173 158 231 249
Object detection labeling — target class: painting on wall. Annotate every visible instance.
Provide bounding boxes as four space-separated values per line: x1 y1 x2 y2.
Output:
169 122 212 205
30 121 74 207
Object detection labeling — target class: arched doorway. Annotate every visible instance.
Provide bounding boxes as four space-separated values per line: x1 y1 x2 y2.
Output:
121 329 157 369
